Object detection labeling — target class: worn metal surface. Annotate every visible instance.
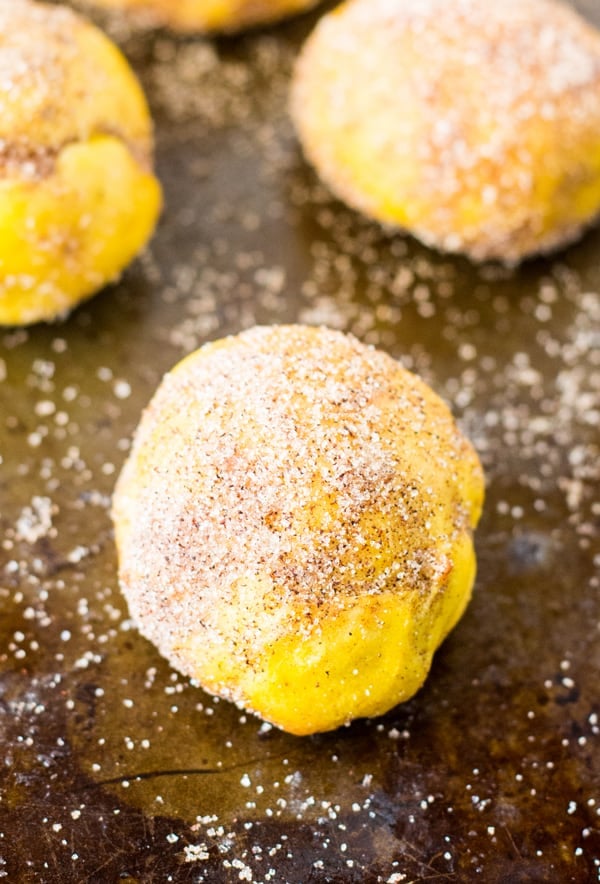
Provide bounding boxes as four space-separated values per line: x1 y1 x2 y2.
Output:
1 2 599 881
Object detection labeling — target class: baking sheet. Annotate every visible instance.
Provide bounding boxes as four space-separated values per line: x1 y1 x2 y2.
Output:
1 2 599 881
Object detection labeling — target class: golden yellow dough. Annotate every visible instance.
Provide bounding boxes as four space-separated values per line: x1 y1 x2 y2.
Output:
83 0 320 33
113 325 484 736
0 0 161 326
291 0 600 264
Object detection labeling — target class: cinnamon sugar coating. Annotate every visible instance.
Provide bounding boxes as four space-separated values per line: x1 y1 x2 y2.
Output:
291 0 600 264
112 325 484 735
0 0 161 325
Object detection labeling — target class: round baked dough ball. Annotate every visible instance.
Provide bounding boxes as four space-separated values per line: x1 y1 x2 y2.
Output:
113 325 484 736
291 0 600 264
0 0 161 326
83 0 320 33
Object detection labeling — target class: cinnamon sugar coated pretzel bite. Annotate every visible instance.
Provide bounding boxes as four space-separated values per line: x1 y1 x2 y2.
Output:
0 0 161 326
83 0 320 33
291 0 600 264
112 325 484 736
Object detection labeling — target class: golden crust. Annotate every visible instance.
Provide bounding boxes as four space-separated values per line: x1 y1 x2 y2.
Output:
0 0 153 171
80 0 321 33
113 325 484 734
0 0 161 325
291 0 600 264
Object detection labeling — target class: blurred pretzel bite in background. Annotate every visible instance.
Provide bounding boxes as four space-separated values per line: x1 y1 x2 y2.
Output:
291 0 600 264
0 0 161 326
112 325 485 736
79 0 321 33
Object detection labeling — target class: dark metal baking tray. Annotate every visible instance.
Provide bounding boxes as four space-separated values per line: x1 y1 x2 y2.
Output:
1 2 599 880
